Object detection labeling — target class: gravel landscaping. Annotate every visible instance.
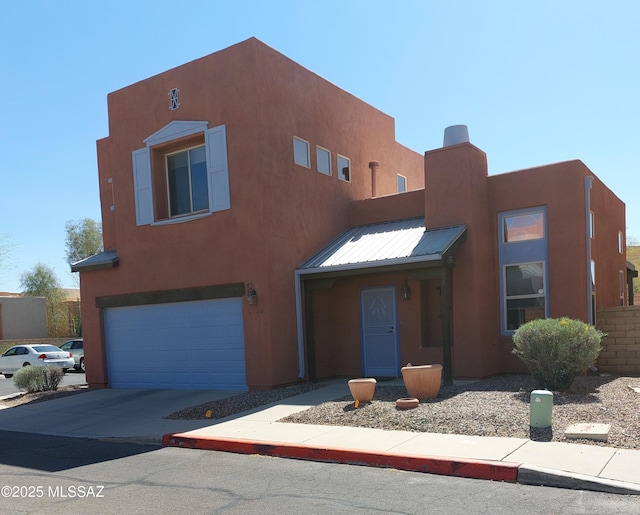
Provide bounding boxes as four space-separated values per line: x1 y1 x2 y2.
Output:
3 373 639 452
281 374 640 451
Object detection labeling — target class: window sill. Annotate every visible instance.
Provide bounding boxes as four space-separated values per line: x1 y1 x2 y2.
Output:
152 211 213 226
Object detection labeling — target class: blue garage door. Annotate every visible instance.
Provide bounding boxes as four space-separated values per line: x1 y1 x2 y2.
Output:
104 298 246 390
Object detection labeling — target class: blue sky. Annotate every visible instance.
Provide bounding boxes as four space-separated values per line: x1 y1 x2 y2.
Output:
1 1 638 292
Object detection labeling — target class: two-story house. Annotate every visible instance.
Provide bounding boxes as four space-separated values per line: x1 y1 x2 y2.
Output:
73 38 627 391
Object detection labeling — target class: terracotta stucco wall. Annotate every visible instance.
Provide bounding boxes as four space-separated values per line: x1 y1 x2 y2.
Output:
311 273 443 379
83 38 424 388
424 143 501 378
0 297 48 340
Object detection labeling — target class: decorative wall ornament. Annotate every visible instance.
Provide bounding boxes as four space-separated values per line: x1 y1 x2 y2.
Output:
169 88 180 110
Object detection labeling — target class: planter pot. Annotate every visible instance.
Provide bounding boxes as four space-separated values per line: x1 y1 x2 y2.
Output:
401 364 442 400
396 397 419 409
348 378 377 403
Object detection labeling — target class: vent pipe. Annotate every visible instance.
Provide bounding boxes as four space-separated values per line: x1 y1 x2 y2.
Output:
443 125 470 147
369 161 379 197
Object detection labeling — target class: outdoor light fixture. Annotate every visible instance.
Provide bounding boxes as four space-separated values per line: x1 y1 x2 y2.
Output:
246 283 257 305
402 279 411 301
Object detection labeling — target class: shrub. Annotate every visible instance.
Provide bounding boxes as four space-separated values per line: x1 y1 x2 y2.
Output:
12 365 63 393
512 317 604 391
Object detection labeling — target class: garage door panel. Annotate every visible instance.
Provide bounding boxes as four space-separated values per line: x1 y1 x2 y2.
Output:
105 298 247 390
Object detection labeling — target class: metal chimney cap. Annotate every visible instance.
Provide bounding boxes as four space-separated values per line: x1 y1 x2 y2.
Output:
443 125 470 147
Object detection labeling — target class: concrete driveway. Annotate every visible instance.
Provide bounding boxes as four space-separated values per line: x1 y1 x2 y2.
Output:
0 388 239 443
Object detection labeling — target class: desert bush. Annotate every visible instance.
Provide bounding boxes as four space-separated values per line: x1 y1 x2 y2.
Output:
12 365 63 393
512 317 604 391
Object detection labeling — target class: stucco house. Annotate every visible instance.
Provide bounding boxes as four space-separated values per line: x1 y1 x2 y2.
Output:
73 38 627 391
0 295 48 340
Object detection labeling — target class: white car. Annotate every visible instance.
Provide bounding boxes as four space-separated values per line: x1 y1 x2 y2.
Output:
0 345 75 378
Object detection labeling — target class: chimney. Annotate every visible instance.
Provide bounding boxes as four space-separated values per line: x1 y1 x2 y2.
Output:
443 125 470 147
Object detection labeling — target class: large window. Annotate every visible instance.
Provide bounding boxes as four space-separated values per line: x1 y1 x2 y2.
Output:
504 262 546 330
498 207 548 333
132 121 230 226
167 145 208 216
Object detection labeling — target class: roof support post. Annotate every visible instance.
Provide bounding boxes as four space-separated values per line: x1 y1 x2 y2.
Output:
440 256 454 386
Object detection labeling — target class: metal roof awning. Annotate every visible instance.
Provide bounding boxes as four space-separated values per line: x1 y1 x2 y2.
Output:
297 218 467 276
294 218 466 384
70 250 119 273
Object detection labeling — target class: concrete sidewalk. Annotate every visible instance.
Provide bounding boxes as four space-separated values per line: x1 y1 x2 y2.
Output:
1 382 639 494
162 382 640 495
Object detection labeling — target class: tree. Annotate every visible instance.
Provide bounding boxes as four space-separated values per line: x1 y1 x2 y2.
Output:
65 218 103 265
20 263 67 337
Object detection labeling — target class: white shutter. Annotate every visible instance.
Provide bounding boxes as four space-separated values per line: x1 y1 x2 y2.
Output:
205 124 231 212
132 147 153 225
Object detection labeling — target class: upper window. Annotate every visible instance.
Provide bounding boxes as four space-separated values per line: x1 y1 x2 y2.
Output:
503 211 544 242
397 174 407 193
619 231 624 254
498 207 548 334
317 146 331 175
337 155 350 182
293 137 310 168
132 121 230 226
167 145 208 216
504 262 546 330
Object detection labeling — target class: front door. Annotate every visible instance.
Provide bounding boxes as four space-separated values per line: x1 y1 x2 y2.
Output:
360 287 399 377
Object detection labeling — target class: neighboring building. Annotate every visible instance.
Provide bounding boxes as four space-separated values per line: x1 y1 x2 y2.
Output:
0 296 48 340
73 38 627 391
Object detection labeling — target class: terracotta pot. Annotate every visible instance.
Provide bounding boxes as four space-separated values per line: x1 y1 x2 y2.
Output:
401 364 442 400
396 397 419 409
348 378 377 403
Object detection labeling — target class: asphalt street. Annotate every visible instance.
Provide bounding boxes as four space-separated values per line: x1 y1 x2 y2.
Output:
0 431 638 514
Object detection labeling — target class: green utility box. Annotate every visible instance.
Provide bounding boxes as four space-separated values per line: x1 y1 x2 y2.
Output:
530 389 553 428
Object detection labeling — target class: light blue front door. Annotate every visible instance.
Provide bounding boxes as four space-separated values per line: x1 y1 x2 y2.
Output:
360 287 399 377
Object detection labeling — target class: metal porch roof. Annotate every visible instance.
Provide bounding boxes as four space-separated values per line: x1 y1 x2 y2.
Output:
298 218 466 274
70 250 119 273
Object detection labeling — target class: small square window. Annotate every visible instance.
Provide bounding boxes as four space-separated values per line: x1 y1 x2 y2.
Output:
293 137 310 168
397 174 407 192
337 155 350 182
317 146 331 175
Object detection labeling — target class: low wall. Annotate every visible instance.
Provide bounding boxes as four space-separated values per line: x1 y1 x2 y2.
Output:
596 306 640 374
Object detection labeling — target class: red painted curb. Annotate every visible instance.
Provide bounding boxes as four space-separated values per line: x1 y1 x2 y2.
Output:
162 433 519 482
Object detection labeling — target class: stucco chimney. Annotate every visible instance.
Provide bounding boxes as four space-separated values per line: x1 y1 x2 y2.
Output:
369 161 379 197
443 125 470 147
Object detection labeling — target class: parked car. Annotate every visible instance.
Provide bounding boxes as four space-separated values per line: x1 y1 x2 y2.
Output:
59 338 85 372
0 345 75 378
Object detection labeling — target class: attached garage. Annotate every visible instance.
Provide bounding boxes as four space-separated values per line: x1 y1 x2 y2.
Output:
104 297 247 390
